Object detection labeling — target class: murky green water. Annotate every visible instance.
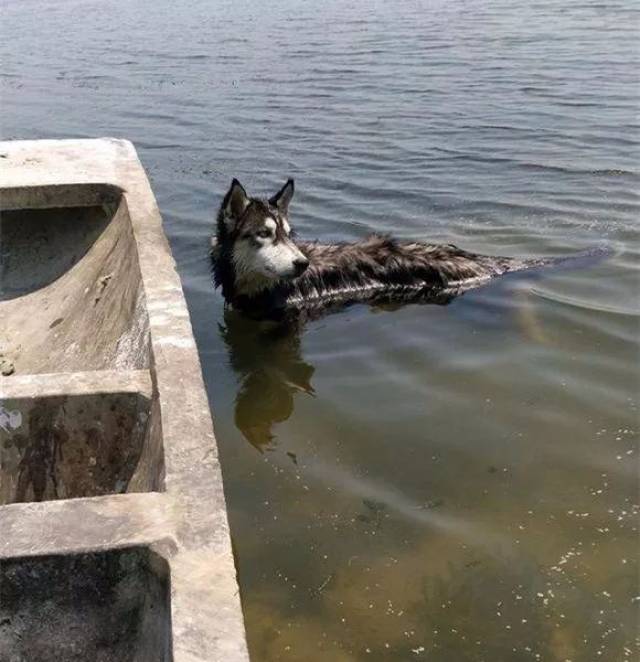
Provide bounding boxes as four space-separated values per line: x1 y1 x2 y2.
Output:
2 0 638 659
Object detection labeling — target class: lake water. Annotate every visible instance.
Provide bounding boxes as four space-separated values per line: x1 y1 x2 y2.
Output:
2 0 638 659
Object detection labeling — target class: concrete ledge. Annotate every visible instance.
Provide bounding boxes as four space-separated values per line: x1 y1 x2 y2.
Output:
0 369 152 399
0 139 249 661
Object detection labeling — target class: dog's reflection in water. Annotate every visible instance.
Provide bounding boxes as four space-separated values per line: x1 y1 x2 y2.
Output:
219 309 314 451
219 289 469 450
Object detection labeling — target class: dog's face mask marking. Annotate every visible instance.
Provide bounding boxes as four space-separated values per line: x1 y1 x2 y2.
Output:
219 179 309 294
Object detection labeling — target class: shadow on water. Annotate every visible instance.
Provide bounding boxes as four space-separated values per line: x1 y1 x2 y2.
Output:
219 309 316 451
219 286 468 451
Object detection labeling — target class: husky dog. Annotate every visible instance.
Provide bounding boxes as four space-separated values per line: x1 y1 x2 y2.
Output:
211 179 572 321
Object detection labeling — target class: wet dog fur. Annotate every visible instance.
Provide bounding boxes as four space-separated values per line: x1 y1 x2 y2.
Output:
211 179 555 321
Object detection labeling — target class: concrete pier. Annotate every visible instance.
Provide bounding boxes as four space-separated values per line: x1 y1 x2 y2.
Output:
0 139 249 661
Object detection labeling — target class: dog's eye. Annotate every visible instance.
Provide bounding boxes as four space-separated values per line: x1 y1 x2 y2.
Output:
256 229 272 239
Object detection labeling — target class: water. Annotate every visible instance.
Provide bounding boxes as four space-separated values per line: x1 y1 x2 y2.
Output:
2 1 638 659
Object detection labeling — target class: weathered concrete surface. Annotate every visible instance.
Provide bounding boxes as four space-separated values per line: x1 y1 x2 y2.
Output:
0 139 249 661
1 198 149 374
1 547 171 662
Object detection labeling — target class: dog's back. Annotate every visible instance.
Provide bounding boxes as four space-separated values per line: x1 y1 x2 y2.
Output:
288 234 549 305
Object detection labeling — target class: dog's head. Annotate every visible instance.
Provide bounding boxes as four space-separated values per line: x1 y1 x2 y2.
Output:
214 179 309 296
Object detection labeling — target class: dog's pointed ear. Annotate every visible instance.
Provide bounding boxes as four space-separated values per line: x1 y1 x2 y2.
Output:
221 178 250 230
269 178 295 212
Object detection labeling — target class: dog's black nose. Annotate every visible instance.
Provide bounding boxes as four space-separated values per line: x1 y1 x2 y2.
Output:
293 257 309 277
